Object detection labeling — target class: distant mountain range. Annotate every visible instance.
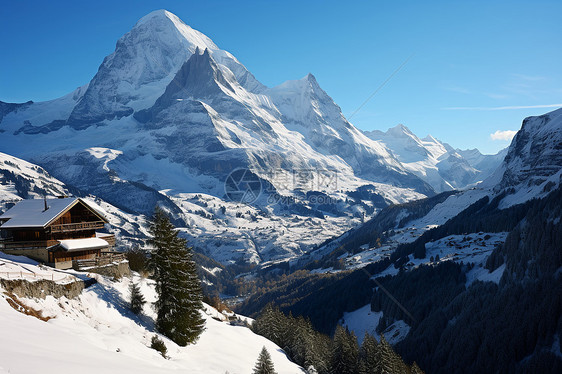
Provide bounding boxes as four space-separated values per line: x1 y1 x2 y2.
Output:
0 9 505 264
364 125 507 192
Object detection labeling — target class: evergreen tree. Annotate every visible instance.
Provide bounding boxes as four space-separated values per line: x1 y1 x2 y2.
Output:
253 346 277 374
129 281 146 314
150 335 168 358
411 362 424 374
252 304 286 346
331 325 359 374
377 334 408 374
360 332 380 374
149 207 205 346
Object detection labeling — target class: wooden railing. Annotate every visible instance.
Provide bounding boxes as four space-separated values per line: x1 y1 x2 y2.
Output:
73 252 126 269
0 269 77 283
97 234 116 247
49 221 105 233
0 240 59 250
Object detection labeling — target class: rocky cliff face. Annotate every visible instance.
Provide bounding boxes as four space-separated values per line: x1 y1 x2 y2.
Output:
499 108 562 189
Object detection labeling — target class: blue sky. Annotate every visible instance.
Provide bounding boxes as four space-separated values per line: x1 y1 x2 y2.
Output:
2 0 561 154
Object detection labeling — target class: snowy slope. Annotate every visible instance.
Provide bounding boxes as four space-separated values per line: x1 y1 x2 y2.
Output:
0 151 370 264
364 125 506 192
0 256 302 374
266 75 434 194
0 151 69 207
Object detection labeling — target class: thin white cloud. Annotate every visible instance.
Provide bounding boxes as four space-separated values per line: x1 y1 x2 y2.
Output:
443 104 562 111
443 86 472 94
485 92 510 100
490 130 517 141
512 73 545 82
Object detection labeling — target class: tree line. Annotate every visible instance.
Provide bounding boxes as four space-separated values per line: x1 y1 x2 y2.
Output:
252 304 423 374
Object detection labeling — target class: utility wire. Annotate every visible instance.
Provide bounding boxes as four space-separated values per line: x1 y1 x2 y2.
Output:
348 53 414 120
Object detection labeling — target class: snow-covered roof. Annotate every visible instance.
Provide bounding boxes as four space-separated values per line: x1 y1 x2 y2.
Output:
0 198 107 229
96 232 114 238
59 238 109 252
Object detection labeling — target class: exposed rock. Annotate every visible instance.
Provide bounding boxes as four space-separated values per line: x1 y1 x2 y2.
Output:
0 278 84 299
84 261 131 280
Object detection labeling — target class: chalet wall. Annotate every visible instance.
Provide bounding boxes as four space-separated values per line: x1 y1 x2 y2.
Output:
3 248 49 263
53 260 73 269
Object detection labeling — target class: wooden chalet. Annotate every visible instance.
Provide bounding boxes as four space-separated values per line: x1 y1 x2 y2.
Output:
0 197 115 269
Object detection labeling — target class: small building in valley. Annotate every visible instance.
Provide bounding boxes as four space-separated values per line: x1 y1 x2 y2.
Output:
0 197 115 269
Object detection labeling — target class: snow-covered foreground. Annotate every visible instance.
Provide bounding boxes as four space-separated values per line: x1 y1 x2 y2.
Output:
0 252 77 283
0 267 303 374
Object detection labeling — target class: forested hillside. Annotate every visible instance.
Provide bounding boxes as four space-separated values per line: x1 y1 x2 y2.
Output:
237 185 562 373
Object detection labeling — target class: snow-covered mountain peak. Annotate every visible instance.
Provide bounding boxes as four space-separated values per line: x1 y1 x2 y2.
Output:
270 73 323 97
60 10 264 129
136 8 169 21
131 10 264 93
64 10 218 128
521 107 562 136
422 134 439 143
133 9 219 55
386 124 416 139
162 46 235 97
134 47 239 123
266 78 434 193
135 9 181 26
0 10 440 264
366 124 430 162
364 125 506 192
304 72 321 87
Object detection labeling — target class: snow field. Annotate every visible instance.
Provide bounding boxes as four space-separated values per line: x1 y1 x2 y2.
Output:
0 263 303 374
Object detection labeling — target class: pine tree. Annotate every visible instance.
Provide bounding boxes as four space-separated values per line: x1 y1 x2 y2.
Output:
129 281 146 314
331 325 359 374
377 334 408 374
253 346 277 374
149 207 205 346
150 335 167 358
253 304 286 347
360 332 380 374
411 362 424 374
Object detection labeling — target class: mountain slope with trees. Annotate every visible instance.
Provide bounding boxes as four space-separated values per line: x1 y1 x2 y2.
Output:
235 107 562 373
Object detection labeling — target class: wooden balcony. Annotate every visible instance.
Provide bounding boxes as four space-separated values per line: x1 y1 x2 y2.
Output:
49 221 105 233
